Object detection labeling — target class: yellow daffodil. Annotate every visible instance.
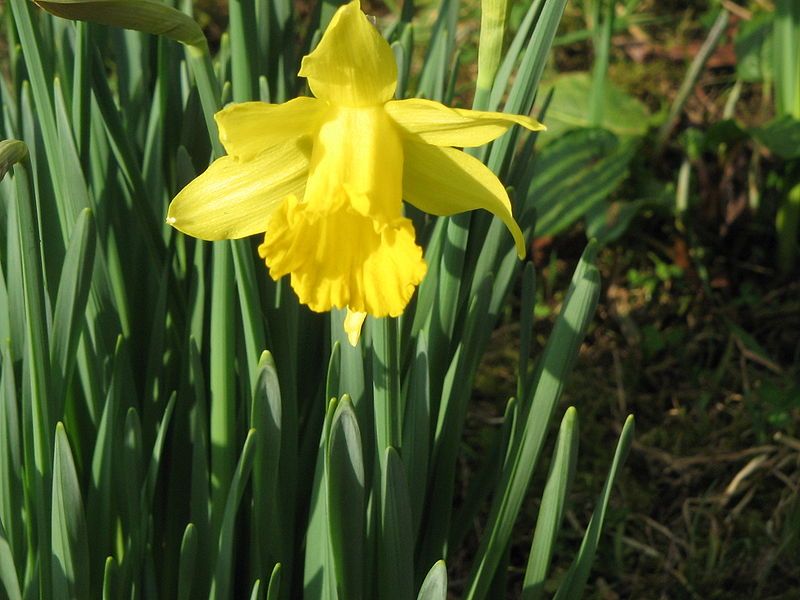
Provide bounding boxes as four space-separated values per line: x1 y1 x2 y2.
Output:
167 0 543 344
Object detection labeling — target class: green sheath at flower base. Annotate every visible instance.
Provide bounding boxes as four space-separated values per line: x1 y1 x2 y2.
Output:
167 0 544 344
476 0 509 95
32 0 207 48
0 139 28 181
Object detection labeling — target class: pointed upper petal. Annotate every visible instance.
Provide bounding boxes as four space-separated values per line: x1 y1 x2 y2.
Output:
215 97 325 160
167 138 311 240
299 0 396 106
402 141 526 258
386 98 545 147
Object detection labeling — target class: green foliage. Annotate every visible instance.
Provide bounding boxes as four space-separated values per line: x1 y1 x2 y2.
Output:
0 0 632 598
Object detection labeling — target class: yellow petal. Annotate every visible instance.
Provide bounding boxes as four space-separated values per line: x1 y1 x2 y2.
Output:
385 98 545 147
402 142 526 258
215 97 325 160
299 0 396 107
167 138 311 240
258 191 427 317
344 309 367 346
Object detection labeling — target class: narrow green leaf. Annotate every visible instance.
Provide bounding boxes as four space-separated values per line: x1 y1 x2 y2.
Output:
11 0 82 252
326 342 342 403
251 351 284 580
327 397 365 600
266 563 281 600
33 0 207 47
655 8 730 152
101 556 117 600
380 447 414 600
418 275 493 571
416 561 447 600
466 243 601 599
210 429 257 600
449 398 517 555
187 340 212 594
417 0 459 102
553 415 635 599
0 520 22 600
250 579 262 600
588 0 615 127
487 0 569 174
176 524 197 600
304 398 338 600
522 407 579 600
87 336 125 589
488 0 543 111
402 337 430 538
53 75 93 234
12 159 53 595
229 0 260 100
49 207 96 394
517 262 536 403
118 408 144 592
373 317 402 453
71 22 91 169
144 392 176 508
51 423 90 600
231 239 268 394
0 342 23 573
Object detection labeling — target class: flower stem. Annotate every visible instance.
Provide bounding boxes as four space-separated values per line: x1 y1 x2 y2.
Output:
373 317 402 452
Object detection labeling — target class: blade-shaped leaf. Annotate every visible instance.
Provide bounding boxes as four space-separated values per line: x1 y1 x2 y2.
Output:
210 429 256 600
416 561 447 600
33 0 207 47
327 397 365 600
553 415 635 599
49 207 96 393
176 524 197 600
465 243 601 599
522 407 579 600
0 520 22 600
51 423 90 600
380 447 414 600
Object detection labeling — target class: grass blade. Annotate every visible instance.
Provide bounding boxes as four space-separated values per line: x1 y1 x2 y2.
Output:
0 519 22 600
465 243 601 599
51 423 90 600
49 207 96 396
176 524 197 600
210 429 257 600
327 397 365 600
266 563 281 600
416 561 447 600
380 447 414 600
522 407 579 600
251 351 284 581
553 415 635 599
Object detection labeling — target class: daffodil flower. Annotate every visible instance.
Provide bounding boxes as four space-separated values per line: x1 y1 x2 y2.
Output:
167 0 544 345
